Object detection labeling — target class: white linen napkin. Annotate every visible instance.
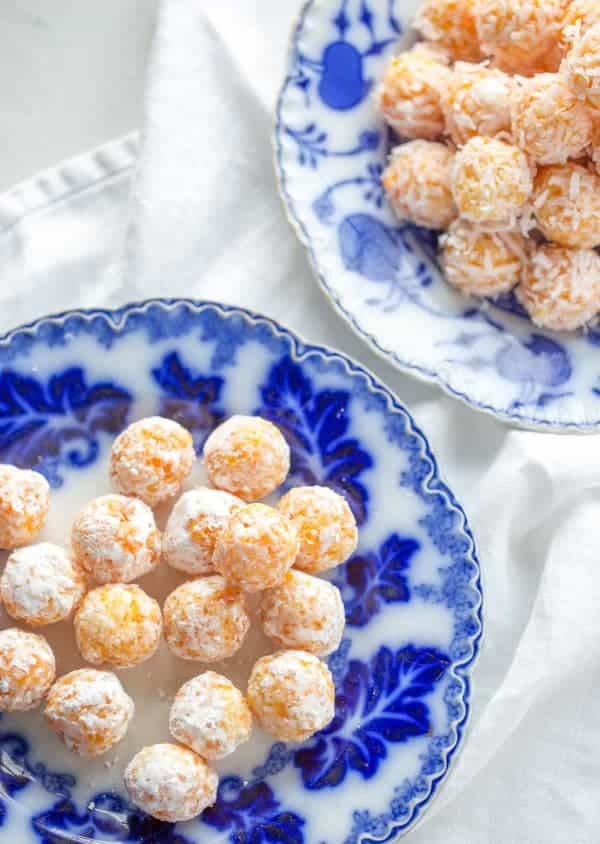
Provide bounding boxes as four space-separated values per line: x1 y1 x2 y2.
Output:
1 1 600 841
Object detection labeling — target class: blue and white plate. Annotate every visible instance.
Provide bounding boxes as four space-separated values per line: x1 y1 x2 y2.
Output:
0 300 481 842
275 0 600 431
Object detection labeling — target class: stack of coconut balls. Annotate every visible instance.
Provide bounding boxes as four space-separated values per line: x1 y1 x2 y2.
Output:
0 415 358 823
377 0 600 331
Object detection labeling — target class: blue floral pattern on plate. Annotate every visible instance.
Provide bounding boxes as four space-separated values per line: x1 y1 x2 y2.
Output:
0 300 481 842
275 0 600 430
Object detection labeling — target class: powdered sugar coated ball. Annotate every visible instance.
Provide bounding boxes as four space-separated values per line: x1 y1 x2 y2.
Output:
414 0 483 61
532 163 600 248
383 141 457 229
474 0 563 67
169 672 252 760
204 416 290 501
110 417 195 506
124 744 218 823
248 650 335 742
163 487 243 575
440 220 526 297
442 63 512 146
511 73 592 165
562 23 600 111
277 485 357 574
517 245 600 330
0 466 49 550
1 543 86 626
374 45 450 140
72 495 161 584
213 503 299 592
0 628 55 711
44 669 134 757
163 576 250 661
561 0 600 45
451 137 533 226
259 570 345 656
74 584 162 669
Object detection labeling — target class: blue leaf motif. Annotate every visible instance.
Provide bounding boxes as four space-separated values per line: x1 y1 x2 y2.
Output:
32 792 194 844
335 534 418 627
294 645 450 789
257 356 372 524
152 351 225 452
202 777 305 844
0 368 131 487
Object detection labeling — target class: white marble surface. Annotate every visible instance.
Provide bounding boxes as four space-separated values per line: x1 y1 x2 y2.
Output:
0 0 157 191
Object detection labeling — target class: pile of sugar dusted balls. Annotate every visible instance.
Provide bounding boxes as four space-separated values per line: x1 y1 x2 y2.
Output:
0 414 358 822
376 0 600 331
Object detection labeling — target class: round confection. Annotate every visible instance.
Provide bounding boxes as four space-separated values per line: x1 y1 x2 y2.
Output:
441 62 512 146
451 137 533 227
124 743 218 823
163 487 243 576
517 245 600 330
561 0 600 45
44 669 134 757
374 44 450 140
277 485 357 574
169 672 252 760
440 220 526 297
110 416 195 506
71 495 161 584
532 163 600 248
562 23 600 112
511 73 592 165
474 0 564 68
213 503 299 592
0 466 49 550
247 650 335 742
1 543 86 626
163 576 250 661
0 628 55 711
259 570 345 657
74 584 162 669
414 0 483 61
203 416 290 501
383 141 457 230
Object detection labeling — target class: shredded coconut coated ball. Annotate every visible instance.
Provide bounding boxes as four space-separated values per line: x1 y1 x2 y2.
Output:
248 650 335 742
0 466 49 550
440 220 526 296
532 163 600 248
474 0 564 69
0 628 55 711
441 62 513 146
375 44 450 139
169 672 252 760
414 0 484 61
163 487 243 576
1 543 86 626
44 669 134 757
383 140 458 229
71 494 161 584
74 584 162 669
259 570 346 657
511 73 592 164
163 576 250 662
124 743 218 823
213 503 299 592
561 0 600 46
277 485 357 574
517 244 600 330
110 417 195 507
203 415 290 502
562 22 600 112
451 136 533 226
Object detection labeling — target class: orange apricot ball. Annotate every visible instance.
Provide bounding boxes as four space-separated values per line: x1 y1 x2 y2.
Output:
532 163 600 248
0 466 49 550
383 141 457 229
415 0 484 61
442 62 513 146
0 628 55 711
562 23 600 112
